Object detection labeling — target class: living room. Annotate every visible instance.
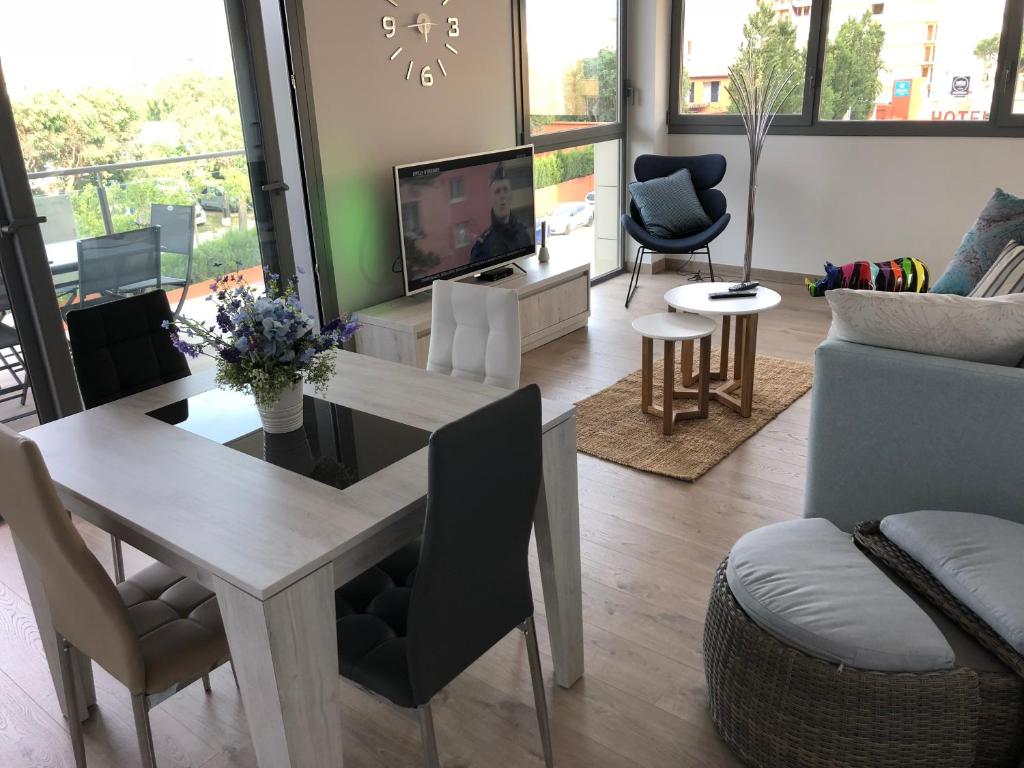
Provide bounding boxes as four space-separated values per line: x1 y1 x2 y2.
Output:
0 1 1023 767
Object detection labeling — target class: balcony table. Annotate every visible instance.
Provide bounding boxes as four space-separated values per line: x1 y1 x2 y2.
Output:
16 351 583 768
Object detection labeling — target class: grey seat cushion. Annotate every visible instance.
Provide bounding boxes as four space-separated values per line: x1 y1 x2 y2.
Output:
726 518 955 672
628 168 711 238
881 510 1024 656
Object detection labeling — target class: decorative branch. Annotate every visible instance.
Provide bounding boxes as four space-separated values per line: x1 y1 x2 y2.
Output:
725 60 798 282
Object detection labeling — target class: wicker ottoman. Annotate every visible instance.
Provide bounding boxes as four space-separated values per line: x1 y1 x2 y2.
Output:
705 559 1024 768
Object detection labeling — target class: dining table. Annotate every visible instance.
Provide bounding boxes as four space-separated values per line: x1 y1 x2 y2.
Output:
16 351 584 768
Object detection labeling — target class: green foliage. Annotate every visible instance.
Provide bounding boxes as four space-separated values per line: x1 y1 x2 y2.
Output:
680 66 691 107
728 3 805 115
820 12 886 120
975 34 1001 83
533 146 594 190
160 227 262 284
560 46 618 124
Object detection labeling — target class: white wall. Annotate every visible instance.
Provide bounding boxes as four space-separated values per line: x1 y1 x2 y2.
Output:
668 133 1024 278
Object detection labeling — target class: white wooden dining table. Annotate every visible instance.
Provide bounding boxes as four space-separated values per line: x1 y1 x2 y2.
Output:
16 351 583 768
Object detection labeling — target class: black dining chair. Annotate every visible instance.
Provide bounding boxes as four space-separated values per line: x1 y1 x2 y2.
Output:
335 384 553 768
621 153 731 307
66 290 191 582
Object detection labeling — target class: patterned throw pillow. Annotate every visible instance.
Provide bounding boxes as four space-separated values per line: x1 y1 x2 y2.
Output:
931 188 1024 295
969 241 1024 297
628 168 712 239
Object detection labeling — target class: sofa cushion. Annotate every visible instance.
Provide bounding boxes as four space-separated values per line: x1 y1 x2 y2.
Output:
726 518 955 672
881 510 1024 656
932 187 1024 295
628 168 712 238
826 288 1024 366
970 240 1024 298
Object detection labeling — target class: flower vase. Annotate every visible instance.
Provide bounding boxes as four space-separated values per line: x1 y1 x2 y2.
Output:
257 381 304 434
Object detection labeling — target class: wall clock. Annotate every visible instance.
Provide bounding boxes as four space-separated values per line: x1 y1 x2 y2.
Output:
382 0 460 87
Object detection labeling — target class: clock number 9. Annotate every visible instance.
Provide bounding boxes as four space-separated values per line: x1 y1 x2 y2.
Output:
382 16 396 38
421 65 434 87
448 17 460 37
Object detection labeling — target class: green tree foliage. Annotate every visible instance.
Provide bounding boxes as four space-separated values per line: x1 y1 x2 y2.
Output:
820 11 886 120
727 3 805 115
561 47 618 123
680 66 691 108
974 34 1000 83
534 146 595 190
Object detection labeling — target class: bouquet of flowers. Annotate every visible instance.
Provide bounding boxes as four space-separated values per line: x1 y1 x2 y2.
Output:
163 269 359 408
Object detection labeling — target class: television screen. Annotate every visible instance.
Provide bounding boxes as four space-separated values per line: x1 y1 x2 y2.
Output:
395 145 535 295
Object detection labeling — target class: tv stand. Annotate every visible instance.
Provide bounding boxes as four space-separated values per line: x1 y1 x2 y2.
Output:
355 254 591 367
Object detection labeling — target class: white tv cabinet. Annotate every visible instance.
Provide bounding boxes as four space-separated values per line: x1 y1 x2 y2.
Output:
355 254 591 368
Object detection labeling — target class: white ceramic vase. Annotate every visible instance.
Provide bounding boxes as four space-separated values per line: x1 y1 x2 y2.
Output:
257 381 304 434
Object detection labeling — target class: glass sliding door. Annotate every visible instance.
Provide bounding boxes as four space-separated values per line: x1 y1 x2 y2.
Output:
518 0 627 281
0 0 310 427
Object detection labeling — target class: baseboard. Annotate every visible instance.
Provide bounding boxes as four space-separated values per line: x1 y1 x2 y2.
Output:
662 257 808 286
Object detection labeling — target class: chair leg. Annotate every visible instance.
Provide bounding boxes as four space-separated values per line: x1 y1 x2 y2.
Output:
57 636 88 768
417 702 441 768
111 536 125 583
131 693 157 768
521 617 554 768
201 674 211 694
706 245 716 282
625 246 644 308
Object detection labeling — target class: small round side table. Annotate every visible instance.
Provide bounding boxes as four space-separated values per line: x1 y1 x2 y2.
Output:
631 312 718 435
663 282 782 418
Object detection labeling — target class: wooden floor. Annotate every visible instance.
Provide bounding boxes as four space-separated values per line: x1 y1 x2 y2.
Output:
0 270 832 768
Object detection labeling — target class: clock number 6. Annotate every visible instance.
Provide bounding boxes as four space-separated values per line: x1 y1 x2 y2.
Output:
382 16 396 38
421 65 434 87
448 17 460 37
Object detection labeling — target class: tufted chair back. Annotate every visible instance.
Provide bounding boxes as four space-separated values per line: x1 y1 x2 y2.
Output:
426 279 521 390
406 384 543 705
0 424 145 689
66 290 190 409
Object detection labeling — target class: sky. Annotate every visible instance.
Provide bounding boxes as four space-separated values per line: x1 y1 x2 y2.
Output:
0 0 235 98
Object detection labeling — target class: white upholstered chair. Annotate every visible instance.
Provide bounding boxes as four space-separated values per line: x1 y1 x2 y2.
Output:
426 280 521 390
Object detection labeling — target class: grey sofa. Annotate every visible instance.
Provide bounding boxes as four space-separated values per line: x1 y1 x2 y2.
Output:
804 338 1024 531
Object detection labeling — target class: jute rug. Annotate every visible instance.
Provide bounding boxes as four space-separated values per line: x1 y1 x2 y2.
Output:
576 350 813 482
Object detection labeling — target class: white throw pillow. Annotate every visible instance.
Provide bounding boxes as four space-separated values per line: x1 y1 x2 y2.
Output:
826 289 1024 366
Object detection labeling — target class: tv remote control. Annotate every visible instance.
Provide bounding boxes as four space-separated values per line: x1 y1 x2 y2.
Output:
709 290 758 299
729 281 759 292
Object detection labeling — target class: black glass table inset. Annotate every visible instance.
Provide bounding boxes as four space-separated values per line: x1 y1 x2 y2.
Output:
146 388 430 490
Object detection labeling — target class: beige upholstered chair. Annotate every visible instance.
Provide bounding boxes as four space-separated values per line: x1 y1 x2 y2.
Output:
0 424 230 767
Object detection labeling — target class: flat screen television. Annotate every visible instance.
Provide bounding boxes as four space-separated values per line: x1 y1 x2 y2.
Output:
395 145 535 295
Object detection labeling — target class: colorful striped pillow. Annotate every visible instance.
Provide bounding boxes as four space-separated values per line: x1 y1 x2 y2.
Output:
969 241 1024 297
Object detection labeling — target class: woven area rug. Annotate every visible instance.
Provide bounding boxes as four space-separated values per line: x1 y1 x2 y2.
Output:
576 350 813 482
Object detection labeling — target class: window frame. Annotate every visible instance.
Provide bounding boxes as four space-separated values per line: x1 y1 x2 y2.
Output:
668 0 1024 137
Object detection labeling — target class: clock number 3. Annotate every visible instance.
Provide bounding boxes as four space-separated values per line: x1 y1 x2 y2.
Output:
383 16 396 38
448 17 459 37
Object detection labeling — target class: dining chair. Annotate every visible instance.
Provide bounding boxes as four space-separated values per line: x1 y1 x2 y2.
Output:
0 265 32 420
0 423 230 768
34 193 79 244
334 384 553 768
75 227 161 310
66 290 191 581
621 153 732 307
426 279 521 390
149 204 196 317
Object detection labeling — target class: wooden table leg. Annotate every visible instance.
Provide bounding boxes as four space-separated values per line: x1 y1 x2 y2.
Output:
663 341 675 436
698 336 712 418
12 532 96 724
215 564 346 768
734 315 747 381
740 313 759 418
680 339 695 387
535 414 584 688
641 337 653 413
718 315 731 381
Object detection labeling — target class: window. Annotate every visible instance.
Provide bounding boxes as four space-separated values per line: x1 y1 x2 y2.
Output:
670 0 1024 135
449 177 465 202
452 222 472 248
401 202 421 237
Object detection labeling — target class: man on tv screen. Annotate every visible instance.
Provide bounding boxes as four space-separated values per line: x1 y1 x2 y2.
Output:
470 163 533 264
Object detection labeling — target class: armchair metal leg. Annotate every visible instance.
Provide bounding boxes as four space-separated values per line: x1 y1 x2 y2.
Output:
111 536 125 583
417 703 441 768
521 617 555 767
131 693 157 768
57 636 88 768
201 674 211 693
706 245 716 282
625 246 644 308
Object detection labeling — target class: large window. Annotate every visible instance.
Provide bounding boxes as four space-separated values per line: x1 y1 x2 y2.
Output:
671 0 1024 135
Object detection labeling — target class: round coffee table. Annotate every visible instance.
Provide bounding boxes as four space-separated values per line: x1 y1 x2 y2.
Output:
663 282 782 418
631 312 718 435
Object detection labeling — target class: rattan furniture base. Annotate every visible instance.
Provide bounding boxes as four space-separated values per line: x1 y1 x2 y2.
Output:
705 558 1024 768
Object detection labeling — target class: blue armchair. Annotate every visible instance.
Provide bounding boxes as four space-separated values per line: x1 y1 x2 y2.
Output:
621 154 731 307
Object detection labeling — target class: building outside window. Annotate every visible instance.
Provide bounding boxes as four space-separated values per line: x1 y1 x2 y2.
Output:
449 176 465 202
452 221 472 249
710 80 720 102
